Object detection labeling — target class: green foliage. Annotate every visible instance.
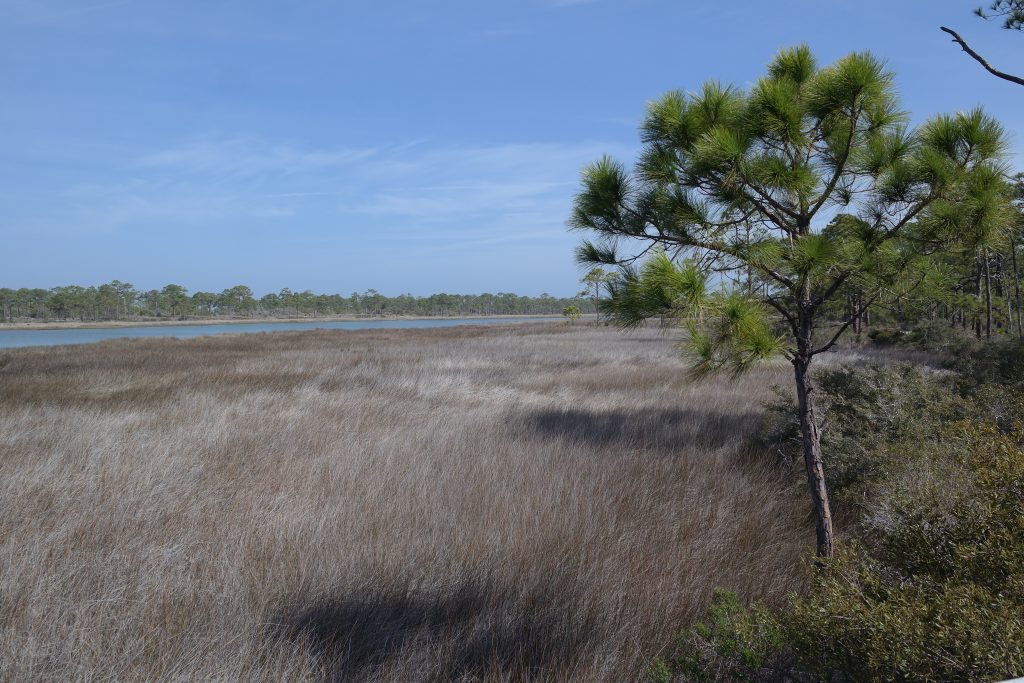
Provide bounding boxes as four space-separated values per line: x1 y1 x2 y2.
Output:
600 252 784 375
709 352 1024 681
862 316 999 354
686 291 784 377
649 590 785 682
866 326 905 345
562 305 582 323
976 0 1024 30
903 319 976 353
760 364 963 497
787 420 1024 682
601 253 707 328
0 284 591 321
950 336 1024 390
570 44 1009 375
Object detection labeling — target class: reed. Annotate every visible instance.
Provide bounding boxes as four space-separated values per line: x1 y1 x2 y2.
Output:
0 323 809 681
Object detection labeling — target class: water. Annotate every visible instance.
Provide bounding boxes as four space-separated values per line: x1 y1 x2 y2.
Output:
0 317 558 349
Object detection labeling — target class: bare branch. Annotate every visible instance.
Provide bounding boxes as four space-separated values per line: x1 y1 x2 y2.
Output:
940 26 1024 86
807 109 859 219
765 295 800 338
810 294 878 355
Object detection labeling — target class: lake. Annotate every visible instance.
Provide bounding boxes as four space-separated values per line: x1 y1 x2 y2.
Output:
0 317 558 349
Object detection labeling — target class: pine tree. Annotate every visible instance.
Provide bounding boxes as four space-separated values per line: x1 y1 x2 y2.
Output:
569 45 1009 557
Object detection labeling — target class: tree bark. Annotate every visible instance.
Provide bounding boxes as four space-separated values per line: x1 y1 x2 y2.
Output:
976 255 984 338
794 355 834 558
984 247 993 340
998 253 1011 336
1012 237 1023 337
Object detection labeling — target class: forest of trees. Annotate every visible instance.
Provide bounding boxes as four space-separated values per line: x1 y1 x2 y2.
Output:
0 283 593 322
823 174 1024 342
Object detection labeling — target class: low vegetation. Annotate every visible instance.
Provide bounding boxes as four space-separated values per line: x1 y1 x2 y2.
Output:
653 331 1024 682
0 323 809 681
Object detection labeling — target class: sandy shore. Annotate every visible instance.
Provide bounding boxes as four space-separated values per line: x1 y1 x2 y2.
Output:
0 314 564 331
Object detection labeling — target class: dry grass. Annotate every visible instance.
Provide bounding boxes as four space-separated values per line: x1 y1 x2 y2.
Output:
0 323 810 681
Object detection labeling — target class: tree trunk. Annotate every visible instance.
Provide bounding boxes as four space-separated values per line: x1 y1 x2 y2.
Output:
794 356 834 558
1012 238 1023 337
999 252 1012 336
1008 289 1014 337
984 247 993 340
975 255 984 338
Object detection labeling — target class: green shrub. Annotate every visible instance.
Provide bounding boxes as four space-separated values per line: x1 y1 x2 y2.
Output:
649 590 786 682
904 319 974 354
787 421 1024 682
866 327 905 345
949 336 1024 391
865 320 973 354
759 365 961 498
705 362 1024 682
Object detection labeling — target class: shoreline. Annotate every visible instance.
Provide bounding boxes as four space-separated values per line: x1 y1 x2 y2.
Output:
0 313 565 331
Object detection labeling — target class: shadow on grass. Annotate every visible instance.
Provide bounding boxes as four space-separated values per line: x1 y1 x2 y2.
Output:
273 579 596 681
521 407 762 452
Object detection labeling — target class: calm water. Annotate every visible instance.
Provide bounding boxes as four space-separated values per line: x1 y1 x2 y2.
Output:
0 317 557 349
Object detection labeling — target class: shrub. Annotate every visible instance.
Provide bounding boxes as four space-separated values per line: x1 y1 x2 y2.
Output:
865 320 972 355
787 421 1024 682
904 319 974 354
759 364 961 498
649 590 787 682
949 336 1024 391
866 327 905 345
710 362 1024 682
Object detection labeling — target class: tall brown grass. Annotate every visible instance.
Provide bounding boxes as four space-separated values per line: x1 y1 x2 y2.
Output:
0 323 809 681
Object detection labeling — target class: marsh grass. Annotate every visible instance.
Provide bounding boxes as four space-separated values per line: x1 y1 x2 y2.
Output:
0 324 809 681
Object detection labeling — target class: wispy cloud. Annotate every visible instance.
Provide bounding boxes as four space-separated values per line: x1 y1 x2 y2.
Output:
35 134 634 247
546 0 598 7
468 27 531 40
6 0 134 24
139 137 378 177
330 141 630 226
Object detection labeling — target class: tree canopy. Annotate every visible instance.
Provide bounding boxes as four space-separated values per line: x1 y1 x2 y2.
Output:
976 0 1024 29
569 44 1011 556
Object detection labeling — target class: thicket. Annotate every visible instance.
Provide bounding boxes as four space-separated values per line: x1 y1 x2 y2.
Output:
652 330 1024 682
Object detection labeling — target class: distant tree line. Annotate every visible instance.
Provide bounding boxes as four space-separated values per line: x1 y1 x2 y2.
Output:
0 283 594 322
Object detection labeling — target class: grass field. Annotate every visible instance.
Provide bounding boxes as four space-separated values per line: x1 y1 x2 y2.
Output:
0 323 810 681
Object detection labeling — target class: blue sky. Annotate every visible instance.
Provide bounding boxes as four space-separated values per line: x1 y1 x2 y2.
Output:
2 0 1021 296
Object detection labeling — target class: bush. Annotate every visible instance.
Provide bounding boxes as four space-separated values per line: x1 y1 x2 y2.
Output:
904 319 974 354
759 364 961 498
949 336 1024 391
787 421 1024 682
866 327 905 345
690 362 1024 682
649 590 788 682
865 320 974 355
